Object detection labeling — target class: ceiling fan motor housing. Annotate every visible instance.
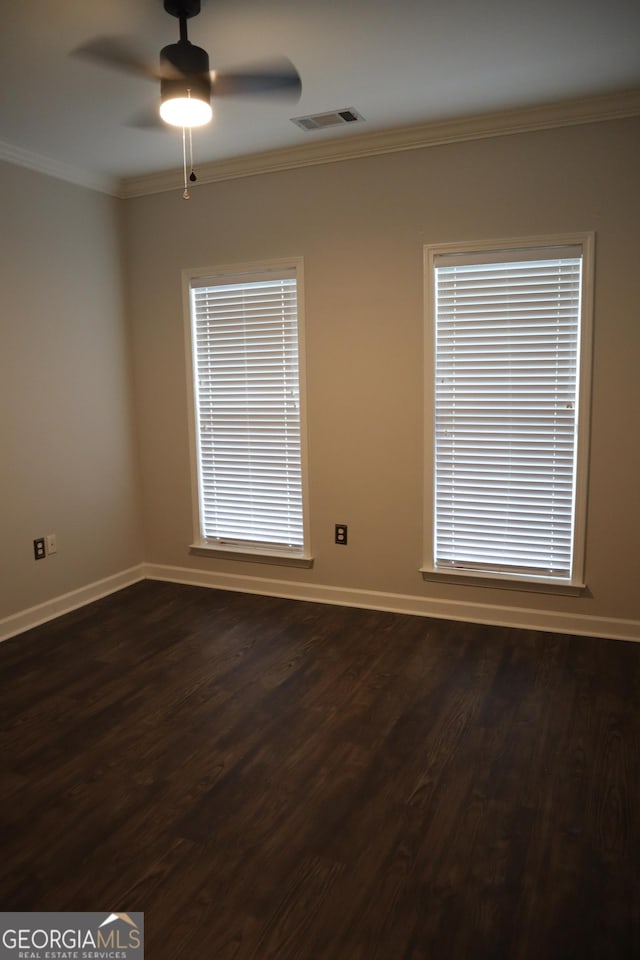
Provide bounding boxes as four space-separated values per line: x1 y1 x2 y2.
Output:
163 0 201 19
160 41 212 105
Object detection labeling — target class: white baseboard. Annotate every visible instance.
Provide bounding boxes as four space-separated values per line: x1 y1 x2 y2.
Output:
3 562 638 645
0 565 145 643
143 562 640 643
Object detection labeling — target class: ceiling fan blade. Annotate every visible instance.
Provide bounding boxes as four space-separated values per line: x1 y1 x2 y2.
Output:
212 57 301 100
72 36 161 81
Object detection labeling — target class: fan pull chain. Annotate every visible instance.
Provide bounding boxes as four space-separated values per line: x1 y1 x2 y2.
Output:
189 127 197 184
182 126 190 199
181 126 198 199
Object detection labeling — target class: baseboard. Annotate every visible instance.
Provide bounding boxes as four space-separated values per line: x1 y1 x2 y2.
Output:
0 565 146 643
143 562 640 643
3 562 638 645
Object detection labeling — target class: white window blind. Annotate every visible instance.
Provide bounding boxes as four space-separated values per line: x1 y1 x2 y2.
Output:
189 268 305 552
432 244 585 581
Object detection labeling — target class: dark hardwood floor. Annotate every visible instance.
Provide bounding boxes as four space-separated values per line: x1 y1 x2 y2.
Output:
1 580 639 959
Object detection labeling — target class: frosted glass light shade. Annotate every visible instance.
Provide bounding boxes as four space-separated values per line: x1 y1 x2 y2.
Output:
160 96 212 128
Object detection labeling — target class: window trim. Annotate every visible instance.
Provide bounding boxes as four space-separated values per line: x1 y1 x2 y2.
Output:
422 233 595 590
182 257 313 565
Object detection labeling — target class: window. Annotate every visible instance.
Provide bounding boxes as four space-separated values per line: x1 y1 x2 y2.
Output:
185 259 310 563
424 235 594 588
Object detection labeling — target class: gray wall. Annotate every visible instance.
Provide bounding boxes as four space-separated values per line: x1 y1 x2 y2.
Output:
126 118 640 632
3 115 639 636
0 161 143 619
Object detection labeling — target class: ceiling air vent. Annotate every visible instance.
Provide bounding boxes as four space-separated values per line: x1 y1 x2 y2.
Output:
291 108 365 132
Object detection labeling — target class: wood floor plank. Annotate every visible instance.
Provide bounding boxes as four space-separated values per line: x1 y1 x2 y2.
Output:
1 580 639 958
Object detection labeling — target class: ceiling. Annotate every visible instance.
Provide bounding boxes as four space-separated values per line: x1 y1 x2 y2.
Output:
2 0 640 188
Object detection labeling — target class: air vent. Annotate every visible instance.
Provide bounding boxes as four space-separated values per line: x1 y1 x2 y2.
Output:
291 108 365 132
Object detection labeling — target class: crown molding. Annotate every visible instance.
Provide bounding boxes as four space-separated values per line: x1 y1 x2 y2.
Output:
0 138 118 196
2 88 638 200
117 87 640 199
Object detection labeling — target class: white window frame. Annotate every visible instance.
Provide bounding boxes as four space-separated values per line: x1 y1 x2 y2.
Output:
183 257 312 566
422 233 594 592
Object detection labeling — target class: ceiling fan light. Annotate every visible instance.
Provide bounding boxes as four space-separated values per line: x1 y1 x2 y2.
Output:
160 94 212 127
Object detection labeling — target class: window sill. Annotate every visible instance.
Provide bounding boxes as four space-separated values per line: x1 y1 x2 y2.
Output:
420 566 586 597
190 543 314 569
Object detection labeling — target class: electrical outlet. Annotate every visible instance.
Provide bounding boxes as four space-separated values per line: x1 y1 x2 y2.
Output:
335 523 348 545
33 537 46 560
46 533 57 555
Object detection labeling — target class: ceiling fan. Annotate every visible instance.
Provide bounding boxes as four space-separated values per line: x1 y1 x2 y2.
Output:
76 0 302 128
75 0 301 193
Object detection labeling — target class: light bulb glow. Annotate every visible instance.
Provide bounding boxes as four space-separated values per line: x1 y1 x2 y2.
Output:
160 96 212 128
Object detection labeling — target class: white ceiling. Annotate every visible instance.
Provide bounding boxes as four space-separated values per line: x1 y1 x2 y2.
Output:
2 0 640 186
